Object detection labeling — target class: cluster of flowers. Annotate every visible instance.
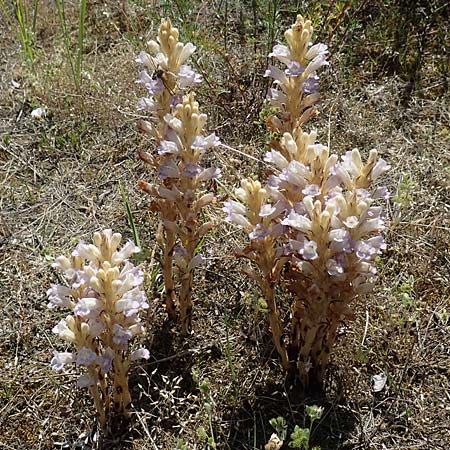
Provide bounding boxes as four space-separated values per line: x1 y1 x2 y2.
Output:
225 15 390 385
136 19 221 334
48 229 149 425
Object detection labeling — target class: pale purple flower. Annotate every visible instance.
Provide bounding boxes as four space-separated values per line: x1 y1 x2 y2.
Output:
72 243 101 262
112 241 141 265
137 97 157 111
50 352 74 371
264 65 288 85
47 284 73 309
367 235 387 251
344 216 359 229
372 186 390 199
52 319 75 342
116 287 149 316
74 297 103 317
170 94 183 108
76 347 97 366
372 158 390 180
304 54 329 78
267 88 287 106
192 133 221 151
259 204 276 217
269 44 291 65
158 158 180 179
285 61 303 77
279 161 308 186
112 324 133 345
281 210 312 232
354 237 386 260
183 163 202 177
97 347 114 373
136 71 164 95
135 50 153 66
289 237 318 260
249 224 270 240
329 228 350 243
120 261 144 286
264 150 289 169
157 139 179 155
302 184 320 197
198 167 221 181
305 43 329 60
326 258 345 276
359 217 385 234
130 348 150 362
178 42 196 65
226 213 252 230
303 73 320 94
77 374 95 388
223 200 246 217
301 240 318 260
177 64 202 88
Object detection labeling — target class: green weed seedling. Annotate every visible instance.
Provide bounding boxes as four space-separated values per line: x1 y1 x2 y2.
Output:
193 370 217 449
289 406 323 449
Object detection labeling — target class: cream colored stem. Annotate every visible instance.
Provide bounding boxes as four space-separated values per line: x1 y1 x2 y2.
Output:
162 229 177 319
264 275 289 370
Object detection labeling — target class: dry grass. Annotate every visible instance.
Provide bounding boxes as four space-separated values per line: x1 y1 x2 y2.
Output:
1 1 449 449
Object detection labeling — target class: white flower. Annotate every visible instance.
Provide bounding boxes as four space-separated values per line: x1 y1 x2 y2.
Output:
50 352 74 371
264 150 289 169
177 64 202 88
223 200 246 217
72 243 102 262
305 43 328 60
31 107 45 119
269 44 292 65
343 216 360 229
281 210 312 232
47 284 73 309
52 319 76 343
111 241 141 266
130 347 150 361
74 297 103 317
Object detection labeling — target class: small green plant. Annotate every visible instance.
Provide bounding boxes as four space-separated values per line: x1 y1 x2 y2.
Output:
289 406 323 449
396 275 415 309
269 416 288 441
193 370 217 449
393 174 414 209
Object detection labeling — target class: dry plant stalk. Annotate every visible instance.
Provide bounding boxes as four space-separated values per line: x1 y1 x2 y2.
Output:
48 230 149 426
225 15 390 386
136 19 220 334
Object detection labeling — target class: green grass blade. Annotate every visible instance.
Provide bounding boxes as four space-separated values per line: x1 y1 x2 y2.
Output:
55 0 77 91
119 182 141 248
76 0 87 89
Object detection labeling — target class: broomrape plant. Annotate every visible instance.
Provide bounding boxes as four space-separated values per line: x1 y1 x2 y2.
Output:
137 19 220 335
225 15 390 386
48 230 149 426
